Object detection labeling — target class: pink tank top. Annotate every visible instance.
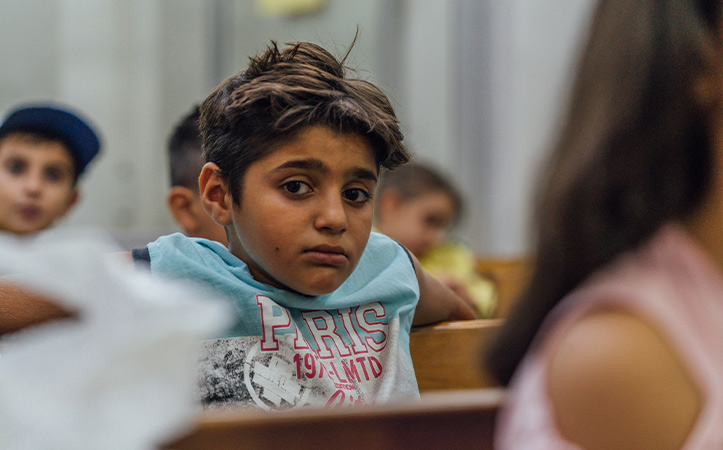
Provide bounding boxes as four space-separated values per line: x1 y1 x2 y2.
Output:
496 225 723 449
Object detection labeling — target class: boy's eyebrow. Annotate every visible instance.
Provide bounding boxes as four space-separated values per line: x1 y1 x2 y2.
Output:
347 167 378 183
275 158 378 183
275 158 328 173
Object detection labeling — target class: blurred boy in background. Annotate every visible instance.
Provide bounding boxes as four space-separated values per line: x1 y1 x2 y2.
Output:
0 104 100 236
166 106 227 245
0 103 100 333
375 163 497 318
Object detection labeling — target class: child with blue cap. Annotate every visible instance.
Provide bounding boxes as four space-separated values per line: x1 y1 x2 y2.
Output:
0 103 101 334
0 104 101 235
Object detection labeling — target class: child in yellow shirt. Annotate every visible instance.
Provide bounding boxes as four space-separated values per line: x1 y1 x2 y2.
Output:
375 163 497 318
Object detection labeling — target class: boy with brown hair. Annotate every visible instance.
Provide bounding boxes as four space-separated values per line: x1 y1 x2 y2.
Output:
375 163 497 318
132 41 474 409
165 105 227 245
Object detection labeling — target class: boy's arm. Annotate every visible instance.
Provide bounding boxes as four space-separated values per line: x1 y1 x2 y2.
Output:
410 253 476 326
0 284 75 335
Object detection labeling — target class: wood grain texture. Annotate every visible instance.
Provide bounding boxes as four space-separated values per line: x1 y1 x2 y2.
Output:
409 319 502 391
476 256 530 318
162 388 503 450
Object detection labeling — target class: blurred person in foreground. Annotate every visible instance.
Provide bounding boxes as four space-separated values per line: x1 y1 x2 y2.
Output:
486 1 723 448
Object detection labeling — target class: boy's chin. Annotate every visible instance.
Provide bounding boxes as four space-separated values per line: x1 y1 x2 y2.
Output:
267 264 359 297
286 277 347 297
251 266 349 297
279 265 359 297
292 283 341 297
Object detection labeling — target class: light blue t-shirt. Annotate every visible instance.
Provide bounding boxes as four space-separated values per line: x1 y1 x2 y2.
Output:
143 232 420 410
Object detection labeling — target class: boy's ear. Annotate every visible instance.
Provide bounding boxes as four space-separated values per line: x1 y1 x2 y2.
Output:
167 186 202 234
199 162 233 226
59 188 80 218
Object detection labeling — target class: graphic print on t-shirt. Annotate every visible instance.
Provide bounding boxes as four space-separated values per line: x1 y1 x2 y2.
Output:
197 294 403 410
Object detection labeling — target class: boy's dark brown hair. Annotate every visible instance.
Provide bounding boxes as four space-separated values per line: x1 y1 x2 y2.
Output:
199 40 410 204
168 105 203 191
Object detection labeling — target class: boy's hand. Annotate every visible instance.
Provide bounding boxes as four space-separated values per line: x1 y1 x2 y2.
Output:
443 286 477 321
435 274 481 318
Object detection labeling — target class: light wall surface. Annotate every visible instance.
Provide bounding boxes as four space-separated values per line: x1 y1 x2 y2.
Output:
0 0 595 254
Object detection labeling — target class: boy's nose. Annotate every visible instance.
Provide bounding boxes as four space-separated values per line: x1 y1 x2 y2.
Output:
421 227 446 251
314 194 348 234
22 173 44 197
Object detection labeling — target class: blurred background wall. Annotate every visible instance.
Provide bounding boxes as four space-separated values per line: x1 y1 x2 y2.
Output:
0 0 594 254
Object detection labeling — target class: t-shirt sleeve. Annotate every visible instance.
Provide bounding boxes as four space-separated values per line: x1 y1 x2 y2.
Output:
392 240 416 274
131 247 151 271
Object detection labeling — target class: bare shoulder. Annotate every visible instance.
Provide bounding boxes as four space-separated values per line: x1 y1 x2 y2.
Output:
547 309 701 450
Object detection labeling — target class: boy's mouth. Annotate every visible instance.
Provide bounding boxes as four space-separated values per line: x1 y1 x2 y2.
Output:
18 204 41 221
304 244 348 267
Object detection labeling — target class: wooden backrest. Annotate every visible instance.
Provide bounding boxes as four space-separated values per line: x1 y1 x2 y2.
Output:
162 388 503 450
409 319 502 391
476 256 531 318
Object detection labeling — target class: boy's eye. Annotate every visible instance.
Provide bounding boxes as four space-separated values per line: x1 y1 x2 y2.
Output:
424 215 449 230
343 188 371 204
282 180 311 195
44 167 65 183
7 160 26 175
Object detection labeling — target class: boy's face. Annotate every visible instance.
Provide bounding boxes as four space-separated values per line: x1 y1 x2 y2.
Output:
378 190 456 258
209 126 377 296
0 134 78 235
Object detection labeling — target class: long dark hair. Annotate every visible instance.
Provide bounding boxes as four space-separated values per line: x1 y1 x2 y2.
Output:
485 0 723 386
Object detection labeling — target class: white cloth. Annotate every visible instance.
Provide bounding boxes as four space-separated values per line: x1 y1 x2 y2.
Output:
0 228 232 450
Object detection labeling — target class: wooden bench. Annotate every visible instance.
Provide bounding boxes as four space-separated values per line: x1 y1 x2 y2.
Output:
162 321 505 449
410 319 502 391
476 256 530 318
162 388 503 450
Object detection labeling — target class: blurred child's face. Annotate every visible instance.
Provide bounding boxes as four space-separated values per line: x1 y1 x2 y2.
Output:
226 126 377 296
378 190 456 258
0 134 78 235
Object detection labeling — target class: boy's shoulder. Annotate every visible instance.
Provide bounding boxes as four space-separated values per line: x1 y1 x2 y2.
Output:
133 233 234 274
367 229 405 249
367 231 414 266
139 231 411 276
144 232 232 264
137 231 420 312
350 231 415 279
326 232 419 307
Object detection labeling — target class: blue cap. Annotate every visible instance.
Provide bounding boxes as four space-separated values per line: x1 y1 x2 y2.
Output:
0 104 101 177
